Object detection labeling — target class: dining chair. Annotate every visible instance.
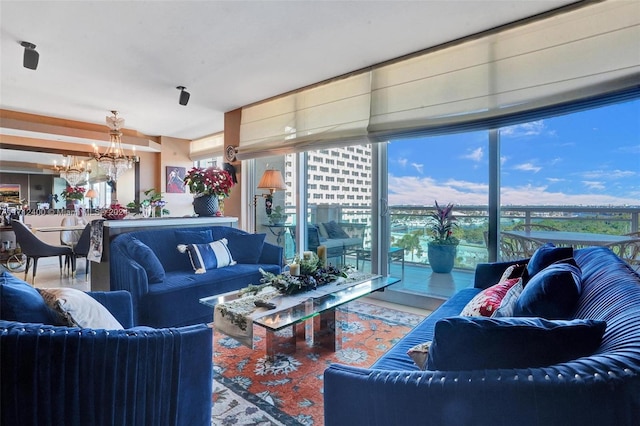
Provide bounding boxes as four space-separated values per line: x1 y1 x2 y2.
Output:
59 214 87 247
71 223 92 280
11 220 74 284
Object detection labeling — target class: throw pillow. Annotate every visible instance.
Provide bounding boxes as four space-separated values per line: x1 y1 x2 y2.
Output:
513 261 581 319
460 277 521 317
407 341 432 370
323 221 350 239
225 233 266 264
526 243 573 281
177 238 236 273
426 316 606 371
38 288 124 330
127 237 165 283
0 272 64 325
499 263 527 282
491 279 524 318
174 229 214 244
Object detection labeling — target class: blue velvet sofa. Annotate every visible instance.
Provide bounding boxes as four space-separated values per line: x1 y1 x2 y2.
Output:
110 226 283 328
324 247 640 425
0 271 213 426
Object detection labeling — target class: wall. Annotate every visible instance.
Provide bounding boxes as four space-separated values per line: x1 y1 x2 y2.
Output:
159 136 195 217
0 172 56 208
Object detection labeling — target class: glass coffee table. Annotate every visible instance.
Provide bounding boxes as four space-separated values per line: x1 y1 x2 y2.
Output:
200 276 399 357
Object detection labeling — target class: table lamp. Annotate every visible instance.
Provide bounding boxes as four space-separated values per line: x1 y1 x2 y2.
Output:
86 188 98 210
254 169 286 233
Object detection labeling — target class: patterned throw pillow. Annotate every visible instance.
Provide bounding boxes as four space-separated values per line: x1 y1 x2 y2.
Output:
407 341 432 370
38 288 124 330
491 278 524 318
177 238 236 274
460 278 521 317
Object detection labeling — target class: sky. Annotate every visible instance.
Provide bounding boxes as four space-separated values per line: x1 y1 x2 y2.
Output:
388 99 640 207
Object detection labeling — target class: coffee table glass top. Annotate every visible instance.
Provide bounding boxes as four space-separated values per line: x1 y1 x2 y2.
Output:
200 276 399 332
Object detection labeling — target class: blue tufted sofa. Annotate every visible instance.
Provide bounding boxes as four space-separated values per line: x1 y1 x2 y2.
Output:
0 271 213 426
324 247 640 426
110 226 283 328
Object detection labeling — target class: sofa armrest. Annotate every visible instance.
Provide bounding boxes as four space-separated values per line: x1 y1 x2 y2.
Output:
258 241 284 268
473 259 524 289
0 321 213 426
87 290 135 328
109 240 150 323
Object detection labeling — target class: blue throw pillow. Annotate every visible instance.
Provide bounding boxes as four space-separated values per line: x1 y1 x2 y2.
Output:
174 229 214 244
0 272 64 325
177 238 236 273
526 243 573 280
514 261 581 319
426 316 605 371
323 221 350 239
225 233 266 264
127 237 165 283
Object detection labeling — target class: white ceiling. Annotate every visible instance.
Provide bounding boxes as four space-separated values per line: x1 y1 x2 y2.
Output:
1 0 577 146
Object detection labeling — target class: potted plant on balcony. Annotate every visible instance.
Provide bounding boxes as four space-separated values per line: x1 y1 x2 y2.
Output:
426 201 459 273
268 205 288 226
184 166 234 216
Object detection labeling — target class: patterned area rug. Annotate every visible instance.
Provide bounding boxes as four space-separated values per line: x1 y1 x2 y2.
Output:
212 300 425 425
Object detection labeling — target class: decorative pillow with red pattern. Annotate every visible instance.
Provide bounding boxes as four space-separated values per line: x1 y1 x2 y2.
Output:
460 277 522 317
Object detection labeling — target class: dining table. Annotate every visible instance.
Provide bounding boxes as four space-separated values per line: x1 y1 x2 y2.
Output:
501 230 638 248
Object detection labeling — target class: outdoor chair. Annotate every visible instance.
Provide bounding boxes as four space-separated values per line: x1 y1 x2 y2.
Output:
512 224 559 231
11 220 74 284
499 233 545 261
606 238 640 272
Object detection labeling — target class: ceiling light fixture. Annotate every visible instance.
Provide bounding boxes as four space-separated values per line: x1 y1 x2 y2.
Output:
20 41 39 70
177 86 190 106
92 111 138 182
53 156 90 187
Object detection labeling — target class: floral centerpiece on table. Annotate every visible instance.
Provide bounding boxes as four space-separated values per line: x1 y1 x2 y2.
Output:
427 200 459 245
184 167 234 198
240 252 350 296
60 186 85 201
102 203 128 220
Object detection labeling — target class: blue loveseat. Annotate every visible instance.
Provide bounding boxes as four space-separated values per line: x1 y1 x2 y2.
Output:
0 271 213 426
324 247 640 425
110 226 283 328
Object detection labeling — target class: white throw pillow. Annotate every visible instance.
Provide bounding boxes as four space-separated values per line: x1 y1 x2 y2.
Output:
38 288 124 330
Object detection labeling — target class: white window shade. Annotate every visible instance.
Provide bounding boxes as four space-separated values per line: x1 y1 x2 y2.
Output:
368 1 640 140
190 132 224 161
237 73 371 160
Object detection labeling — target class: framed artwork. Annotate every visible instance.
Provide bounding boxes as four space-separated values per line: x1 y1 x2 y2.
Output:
0 184 21 204
166 166 186 193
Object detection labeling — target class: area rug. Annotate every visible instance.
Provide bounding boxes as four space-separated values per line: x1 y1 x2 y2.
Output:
212 300 425 425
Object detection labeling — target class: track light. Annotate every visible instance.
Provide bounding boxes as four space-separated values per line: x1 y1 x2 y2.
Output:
177 86 190 106
21 41 39 70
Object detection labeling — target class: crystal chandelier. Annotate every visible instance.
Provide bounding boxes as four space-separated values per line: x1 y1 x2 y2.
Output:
92 111 137 181
54 155 90 186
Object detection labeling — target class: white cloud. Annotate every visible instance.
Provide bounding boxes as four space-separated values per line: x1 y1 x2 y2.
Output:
461 147 483 162
501 120 546 138
500 156 507 165
581 169 637 179
396 157 408 167
514 163 542 173
546 177 565 183
387 174 640 207
411 163 424 174
582 180 606 190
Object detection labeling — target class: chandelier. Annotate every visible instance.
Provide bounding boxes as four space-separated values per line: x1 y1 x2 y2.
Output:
92 111 137 181
54 155 90 186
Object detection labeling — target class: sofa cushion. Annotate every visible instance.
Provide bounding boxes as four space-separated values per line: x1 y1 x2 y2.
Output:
0 272 64 325
460 277 521 317
178 238 236 273
226 232 266 264
38 287 124 329
514 261 581 319
323 221 350 239
527 243 573 281
128 237 165 283
426 316 606 371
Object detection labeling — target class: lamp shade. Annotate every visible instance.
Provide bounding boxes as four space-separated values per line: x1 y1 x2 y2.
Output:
257 169 286 193
86 189 98 198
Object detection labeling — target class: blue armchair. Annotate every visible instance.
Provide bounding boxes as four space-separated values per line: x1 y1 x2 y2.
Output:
0 272 213 426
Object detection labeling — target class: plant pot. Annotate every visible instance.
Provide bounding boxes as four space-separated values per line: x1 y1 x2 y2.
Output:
193 195 219 217
427 243 457 273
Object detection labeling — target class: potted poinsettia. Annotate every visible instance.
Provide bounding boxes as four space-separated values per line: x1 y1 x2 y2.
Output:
426 201 459 273
184 167 234 216
60 186 85 209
